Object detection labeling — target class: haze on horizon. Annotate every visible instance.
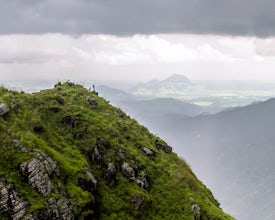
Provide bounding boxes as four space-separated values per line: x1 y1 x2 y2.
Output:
1 0 275 82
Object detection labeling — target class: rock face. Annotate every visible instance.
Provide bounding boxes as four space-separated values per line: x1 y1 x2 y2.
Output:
135 170 150 190
56 96 65 105
20 152 59 196
78 169 97 194
155 140 172 153
121 162 135 181
86 169 97 191
120 159 150 189
141 147 156 158
191 203 201 220
91 138 109 165
104 163 116 180
0 103 9 116
0 179 28 220
92 145 102 164
117 149 126 161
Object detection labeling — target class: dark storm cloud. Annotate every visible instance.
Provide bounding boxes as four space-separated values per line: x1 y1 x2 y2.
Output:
1 0 275 37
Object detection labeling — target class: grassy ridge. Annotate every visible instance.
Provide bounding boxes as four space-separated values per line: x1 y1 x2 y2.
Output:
0 82 233 219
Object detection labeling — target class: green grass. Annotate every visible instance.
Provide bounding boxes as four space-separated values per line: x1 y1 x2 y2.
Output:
0 82 233 219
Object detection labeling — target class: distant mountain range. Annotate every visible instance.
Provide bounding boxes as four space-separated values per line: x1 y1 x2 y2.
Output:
97 85 205 121
123 74 275 110
130 74 201 98
98 81 275 219
164 74 192 84
147 98 275 220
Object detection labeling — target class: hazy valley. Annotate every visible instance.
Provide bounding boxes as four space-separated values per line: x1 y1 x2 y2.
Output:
96 75 275 220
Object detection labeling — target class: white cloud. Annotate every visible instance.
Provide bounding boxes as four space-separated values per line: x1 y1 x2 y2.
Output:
0 34 275 81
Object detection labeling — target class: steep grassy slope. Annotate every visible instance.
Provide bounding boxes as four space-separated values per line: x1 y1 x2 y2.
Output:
0 82 232 219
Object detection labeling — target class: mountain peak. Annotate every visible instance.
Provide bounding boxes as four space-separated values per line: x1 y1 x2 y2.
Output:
0 82 232 219
164 74 192 84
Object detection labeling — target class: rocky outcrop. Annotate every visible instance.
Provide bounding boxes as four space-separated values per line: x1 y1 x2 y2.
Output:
135 170 150 190
86 169 97 191
155 140 172 153
0 178 28 220
78 169 97 193
191 203 201 220
91 138 109 165
20 152 59 196
120 158 150 190
0 103 9 116
86 96 97 109
25 198 74 220
56 96 65 105
104 163 116 180
12 139 28 153
92 145 102 164
131 194 144 211
63 116 77 128
141 147 156 158
121 162 135 181
117 149 126 161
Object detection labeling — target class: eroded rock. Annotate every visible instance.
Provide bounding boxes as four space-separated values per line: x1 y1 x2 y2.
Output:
0 103 9 116
131 194 147 211
92 145 102 163
12 139 28 153
155 140 172 153
92 138 109 165
191 203 201 220
141 147 156 158
63 116 77 128
78 169 97 193
135 170 150 190
86 169 97 191
20 152 59 196
56 96 65 105
117 149 126 161
0 178 28 220
121 162 135 181
104 163 116 180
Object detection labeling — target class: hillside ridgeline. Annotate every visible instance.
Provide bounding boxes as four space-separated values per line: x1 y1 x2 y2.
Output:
0 82 232 219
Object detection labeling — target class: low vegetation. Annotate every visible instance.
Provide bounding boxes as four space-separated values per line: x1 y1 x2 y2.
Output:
0 82 233 219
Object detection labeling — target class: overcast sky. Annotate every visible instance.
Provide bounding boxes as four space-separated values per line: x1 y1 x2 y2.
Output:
1 0 275 82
